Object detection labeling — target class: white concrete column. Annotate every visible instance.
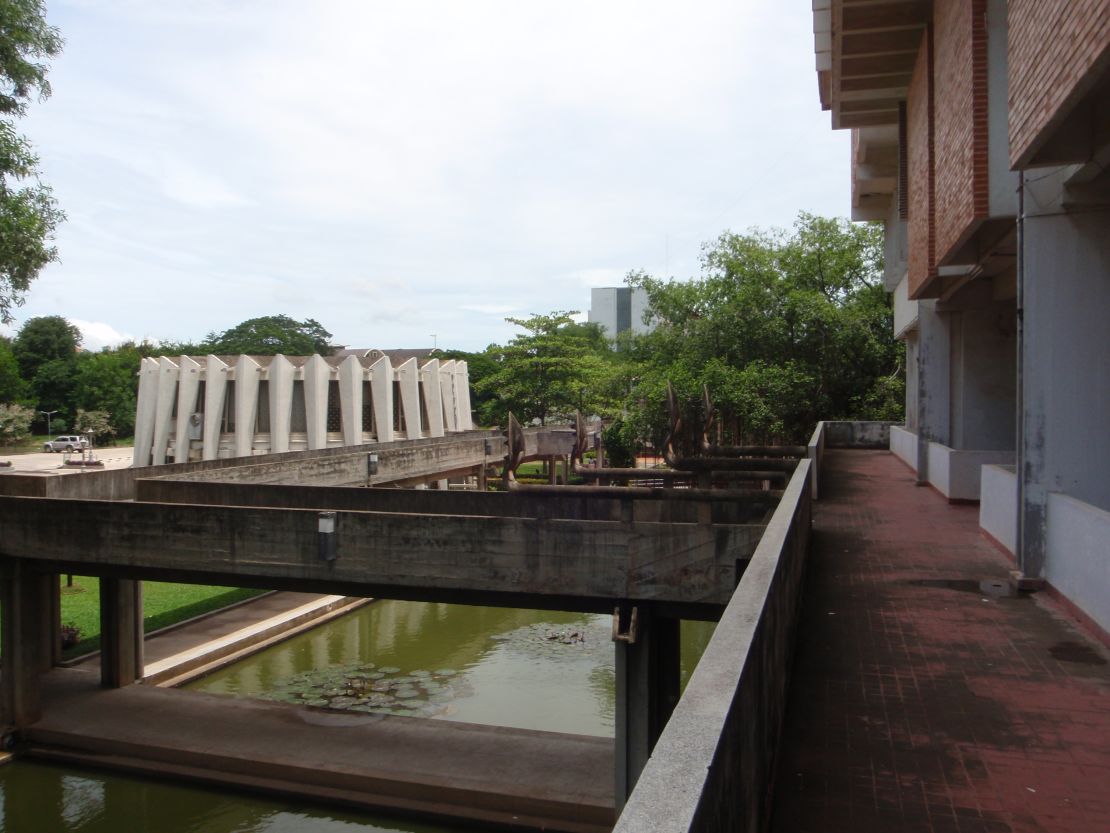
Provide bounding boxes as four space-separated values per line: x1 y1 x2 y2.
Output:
439 359 458 432
268 354 295 454
132 357 161 466
234 355 261 458
151 357 179 466
172 356 202 463
454 359 473 429
303 354 330 450
338 354 363 447
421 358 444 438
913 301 951 482
396 357 422 439
369 355 394 443
202 356 229 461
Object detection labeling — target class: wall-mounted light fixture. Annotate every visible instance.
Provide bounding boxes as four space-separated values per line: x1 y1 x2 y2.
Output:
318 512 337 561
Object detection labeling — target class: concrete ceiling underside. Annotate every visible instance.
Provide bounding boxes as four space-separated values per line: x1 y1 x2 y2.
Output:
815 0 928 130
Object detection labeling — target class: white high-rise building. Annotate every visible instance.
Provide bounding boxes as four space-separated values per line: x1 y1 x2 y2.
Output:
587 287 652 340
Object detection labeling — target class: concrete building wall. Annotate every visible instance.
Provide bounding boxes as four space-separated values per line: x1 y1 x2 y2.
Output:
933 0 989 264
1008 0 1110 167
1021 194 1110 519
588 286 653 339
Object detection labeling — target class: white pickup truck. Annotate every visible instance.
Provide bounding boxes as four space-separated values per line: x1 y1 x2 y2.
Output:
43 435 89 453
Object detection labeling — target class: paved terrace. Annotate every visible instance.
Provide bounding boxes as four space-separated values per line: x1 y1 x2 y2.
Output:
770 451 1110 833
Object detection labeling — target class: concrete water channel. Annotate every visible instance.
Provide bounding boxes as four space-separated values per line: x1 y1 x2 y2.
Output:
2 598 713 832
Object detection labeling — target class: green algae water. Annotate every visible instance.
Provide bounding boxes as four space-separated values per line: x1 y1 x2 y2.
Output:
5 603 713 831
186 601 715 737
0 760 457 832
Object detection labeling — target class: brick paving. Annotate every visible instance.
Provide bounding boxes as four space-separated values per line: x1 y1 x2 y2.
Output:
770 450 1110 833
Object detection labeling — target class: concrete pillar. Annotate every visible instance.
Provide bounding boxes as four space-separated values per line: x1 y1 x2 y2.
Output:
396 358 422 439
913 300 951 483
151 357 179 466
421 359 445 438
99 578 143 688
1 561 53 728
268 355 295 453
477 465 488 491
614 605 681 809
173 356 202 463
548 456 558 485
203 355 229 461
132 357 161 466
303 354 331 451
338 354 364 447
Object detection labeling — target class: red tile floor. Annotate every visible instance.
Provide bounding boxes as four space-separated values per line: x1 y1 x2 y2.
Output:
770 451 1110 833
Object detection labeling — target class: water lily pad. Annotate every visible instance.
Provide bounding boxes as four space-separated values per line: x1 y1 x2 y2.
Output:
379 666 400 674
394 687 420 699
410 669 431 678
434 669 457 677
305 698 328 707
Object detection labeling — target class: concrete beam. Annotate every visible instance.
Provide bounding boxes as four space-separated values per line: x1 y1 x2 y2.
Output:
0 498 759 608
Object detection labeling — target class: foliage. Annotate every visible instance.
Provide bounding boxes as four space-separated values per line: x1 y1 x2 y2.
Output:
0 400 32 443
0 334 26 401
74 408 114 444
205 315 333 356
602 419 636 468
0 0 64 322
475 312 617 426
623 213 902 445
11 314 79 379
73 343 142 436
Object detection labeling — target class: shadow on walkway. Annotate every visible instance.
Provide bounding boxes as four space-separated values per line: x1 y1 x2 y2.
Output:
771 450 1110 833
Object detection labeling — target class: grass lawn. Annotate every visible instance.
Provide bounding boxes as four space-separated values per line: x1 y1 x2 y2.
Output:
55 577 266 659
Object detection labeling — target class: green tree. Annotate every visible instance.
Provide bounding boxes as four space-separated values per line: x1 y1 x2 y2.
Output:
0 334 27 402
29 355 75 418
0 401 32 444
74 407 114 445
0 0 64 322
205 315 334 356
476 312 616 426
12 314 80 379
73 344 142 437
624 213 901 445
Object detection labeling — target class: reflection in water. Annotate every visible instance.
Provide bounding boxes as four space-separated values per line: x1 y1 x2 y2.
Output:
188 601 715 738
0 761 456 833
2 605 716 832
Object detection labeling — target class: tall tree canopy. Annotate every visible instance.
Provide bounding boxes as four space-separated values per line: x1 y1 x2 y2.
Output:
12 313 79 379
620 213 901 445
475 312 616 426
0 0 64 322
204 315 334 356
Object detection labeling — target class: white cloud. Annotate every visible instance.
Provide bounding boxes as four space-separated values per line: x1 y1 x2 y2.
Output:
70 319 136 351
15 0 850 353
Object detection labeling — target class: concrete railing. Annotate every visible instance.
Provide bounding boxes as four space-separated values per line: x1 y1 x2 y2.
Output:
808 420 894 499
613 458 812 833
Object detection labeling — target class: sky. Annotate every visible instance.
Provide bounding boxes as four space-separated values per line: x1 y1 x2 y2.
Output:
4 0 849 353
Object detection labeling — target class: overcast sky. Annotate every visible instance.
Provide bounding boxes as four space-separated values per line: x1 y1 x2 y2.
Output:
4 0 848 352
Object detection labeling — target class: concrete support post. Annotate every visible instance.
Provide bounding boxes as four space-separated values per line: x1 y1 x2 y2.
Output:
99 578 143 688
548 456 558 485
561 454 569 486
1 561 52 729
614 605 681 810
476 465 488 491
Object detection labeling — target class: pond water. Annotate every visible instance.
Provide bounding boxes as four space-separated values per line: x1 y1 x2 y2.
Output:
186 600 715 737
5 600 715 831
0 760 459 833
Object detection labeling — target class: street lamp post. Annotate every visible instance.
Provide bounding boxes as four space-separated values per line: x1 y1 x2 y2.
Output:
39 409 58 436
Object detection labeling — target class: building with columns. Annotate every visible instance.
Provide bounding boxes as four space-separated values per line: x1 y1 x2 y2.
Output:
812 1 1110 632
132 350 473 467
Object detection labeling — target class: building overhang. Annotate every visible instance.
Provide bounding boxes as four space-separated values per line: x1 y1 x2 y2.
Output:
814 0 928 131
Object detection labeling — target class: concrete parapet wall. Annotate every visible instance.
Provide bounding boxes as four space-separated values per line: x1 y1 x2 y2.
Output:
1045 493 1110 636
821 421 895 449
890 425 918 471
927 442 1013 501
979 464 1016 553
613 459 812 833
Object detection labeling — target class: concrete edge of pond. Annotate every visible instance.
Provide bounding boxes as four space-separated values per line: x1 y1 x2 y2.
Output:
143 595 375 688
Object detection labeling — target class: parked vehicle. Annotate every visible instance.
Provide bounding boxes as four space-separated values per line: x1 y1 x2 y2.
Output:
43 435 89 453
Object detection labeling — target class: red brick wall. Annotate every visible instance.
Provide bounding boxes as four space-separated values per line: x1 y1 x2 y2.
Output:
1009 0 1110 167
933 0 989 263
908 29 935 299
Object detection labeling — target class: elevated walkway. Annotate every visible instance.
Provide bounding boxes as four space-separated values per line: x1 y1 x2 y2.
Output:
771 450 1110 833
